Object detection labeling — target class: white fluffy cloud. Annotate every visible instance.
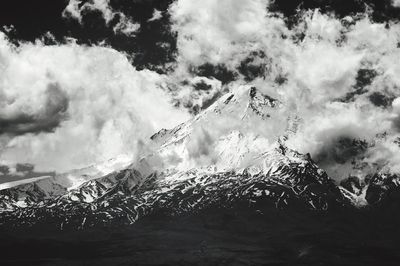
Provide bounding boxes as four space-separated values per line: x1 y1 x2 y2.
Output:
3 1 400 182
167 1 400 180
0 33 189 172
63 0 140 36
169 0 278 67
148 9 163 22
393 0 400 8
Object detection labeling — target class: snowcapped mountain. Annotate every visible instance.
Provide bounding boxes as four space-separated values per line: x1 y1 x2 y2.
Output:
339 173 400 207
0 143 344 230
0 176 66 211
0 86 398 230
0 154 133 211
143 85 287 175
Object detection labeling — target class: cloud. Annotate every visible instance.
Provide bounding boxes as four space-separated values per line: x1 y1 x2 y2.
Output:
62 0 83 22
0 32 189 172
169 0 275 67
148 9 163 22
165 1 400 181
0 82 69 135
113 15 140 36
393 0 400 8
63 0 114 23
63 0 140 36
3 0 400 183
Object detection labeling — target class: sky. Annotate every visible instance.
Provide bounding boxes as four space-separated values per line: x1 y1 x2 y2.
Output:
1 0 400 182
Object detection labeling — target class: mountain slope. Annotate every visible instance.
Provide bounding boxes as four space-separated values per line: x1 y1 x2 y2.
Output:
0 86 398 231
0 143 345 230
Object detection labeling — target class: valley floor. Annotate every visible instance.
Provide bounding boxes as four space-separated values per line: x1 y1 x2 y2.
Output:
1 206 400 266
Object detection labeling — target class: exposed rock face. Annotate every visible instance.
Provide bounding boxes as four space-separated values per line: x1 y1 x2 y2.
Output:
365 173 400 205
0 86 398 232
0 142 345 230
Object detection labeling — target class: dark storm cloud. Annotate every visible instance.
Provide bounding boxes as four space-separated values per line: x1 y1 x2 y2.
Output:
0 83 69 136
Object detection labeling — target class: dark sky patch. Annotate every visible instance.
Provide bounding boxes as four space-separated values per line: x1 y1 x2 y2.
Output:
191 63 237 85
0 0 177 73
369 91 395 108
339 68 378 103
1 0 399 75
354 69 378 91
269 0 400 27
108 0 177 72
0 0 68 41
193 81 213 91
238 51 271 82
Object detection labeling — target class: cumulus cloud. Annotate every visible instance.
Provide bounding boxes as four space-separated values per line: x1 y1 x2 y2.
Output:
63 0 140 36
4 0 400 183
57 1 400 182
271 12 400 180
164 1 400 181
393 0 400 8
0 33 189 172
169 0 276 67
113 15 140 37
148 9 163 22
0 82 69 135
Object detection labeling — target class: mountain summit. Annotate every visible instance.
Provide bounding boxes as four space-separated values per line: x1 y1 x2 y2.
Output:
0 86 399 230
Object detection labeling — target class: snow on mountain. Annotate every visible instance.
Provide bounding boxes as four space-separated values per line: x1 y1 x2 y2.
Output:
53 154 134 190
151 85 283 146
0 176 67 210
143 85 289 175
0 142 344 230
0 154 134 210
0 153 133 191
0 175 52 190
338 172 400 207
60 168 143 203
1 85 398 228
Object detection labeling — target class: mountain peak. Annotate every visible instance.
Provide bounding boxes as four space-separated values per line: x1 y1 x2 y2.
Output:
1 80 398 230
214 85 281 116
151 85 281 146
248 86 281 119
